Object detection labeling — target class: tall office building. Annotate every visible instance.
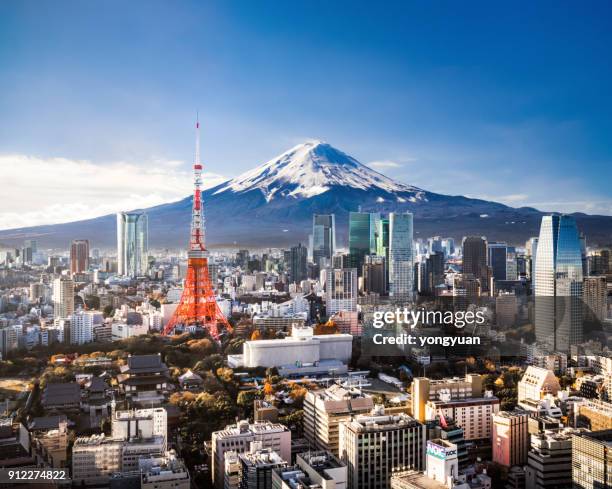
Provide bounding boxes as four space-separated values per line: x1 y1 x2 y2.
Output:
339 407 425 489
288 243 308 284
69 311 102 345
583 276 607 322
325 268 358 316
348 212 379 275
70 239 90 275
22 239 37 264
388 212 414 299
488 242 508 282
376 217 390 264
534 215 583 353
526 237 539 282
363 255 387 295
462 236 488 292
52 276 74 319
491 411 530 468
312 214 336 268
117 211 149 278
572 430 612 489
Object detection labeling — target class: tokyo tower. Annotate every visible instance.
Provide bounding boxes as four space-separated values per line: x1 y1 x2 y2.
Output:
162 119 231 339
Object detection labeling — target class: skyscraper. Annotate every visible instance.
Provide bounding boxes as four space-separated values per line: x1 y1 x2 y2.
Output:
289 243 308 284
348 212 379 275
312 214 336 268
534 215 583 353
487 242 508 282
388 212 414 299
376 217 389 264
70 239 90 275
325 268 358 316
462 236 488 292
117 211 149 278
53 276 74 319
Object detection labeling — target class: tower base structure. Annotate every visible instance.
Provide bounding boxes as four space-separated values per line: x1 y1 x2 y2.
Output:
162 251 230 339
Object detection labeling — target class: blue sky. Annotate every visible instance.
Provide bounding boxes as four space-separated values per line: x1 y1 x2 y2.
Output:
1 0 611 227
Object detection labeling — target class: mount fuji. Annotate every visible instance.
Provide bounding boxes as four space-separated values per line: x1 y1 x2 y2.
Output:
1 140 612 248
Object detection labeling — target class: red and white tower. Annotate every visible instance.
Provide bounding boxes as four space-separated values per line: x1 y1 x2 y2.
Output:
162 119 231 338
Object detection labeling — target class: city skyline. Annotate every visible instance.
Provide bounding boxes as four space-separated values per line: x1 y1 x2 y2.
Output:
1 1 612 229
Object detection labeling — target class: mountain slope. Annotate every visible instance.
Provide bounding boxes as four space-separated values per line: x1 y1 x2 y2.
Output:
1 141 611 249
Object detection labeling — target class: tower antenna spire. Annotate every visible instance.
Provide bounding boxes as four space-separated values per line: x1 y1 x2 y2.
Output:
162 116 231 339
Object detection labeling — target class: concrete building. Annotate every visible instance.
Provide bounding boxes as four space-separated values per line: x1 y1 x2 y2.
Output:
577 398 612 431
339 406 426 489
518 367 560 406
272 451 347 489
239 444 288 489
325 268 358 316
525 428 582 489
52 276 74 318
140 451 190 489
425 393 500 441
72 433 163 486
225 451 241 489
69 311 103 345
70 239 90 275
230 326 352 377
111 406 167 450
572 429 612 489
303 384 374 456
583 276 608 322
491 411 530 468
252 314 307 334
411 375 483 423
212 421 291 489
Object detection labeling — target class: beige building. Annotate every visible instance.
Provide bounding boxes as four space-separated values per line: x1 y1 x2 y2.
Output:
517 367 560 406
425 394 500 441
411 374 483 422
577 398 612 431
52 276 74 319
303 384 373 455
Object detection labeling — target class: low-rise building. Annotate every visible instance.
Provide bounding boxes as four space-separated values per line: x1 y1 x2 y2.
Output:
212 420 292 489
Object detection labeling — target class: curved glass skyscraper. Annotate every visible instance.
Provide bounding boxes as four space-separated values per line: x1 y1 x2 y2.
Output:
117 211 149 278
534 214 583 353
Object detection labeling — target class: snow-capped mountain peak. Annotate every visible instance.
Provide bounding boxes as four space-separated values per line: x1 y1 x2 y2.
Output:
213 140 424 201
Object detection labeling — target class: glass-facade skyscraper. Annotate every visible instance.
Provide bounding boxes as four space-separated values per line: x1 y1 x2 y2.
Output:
534 214 583 353
388 212 414 299
349 211 379 275
117 211 149 278
487 242 508 282
312 214 335 268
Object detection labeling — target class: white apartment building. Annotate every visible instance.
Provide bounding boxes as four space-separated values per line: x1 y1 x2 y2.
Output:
211 420 291 489
111 406 167 450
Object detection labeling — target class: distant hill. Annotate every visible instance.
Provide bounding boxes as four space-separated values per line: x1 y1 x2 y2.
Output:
1 140 611 249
